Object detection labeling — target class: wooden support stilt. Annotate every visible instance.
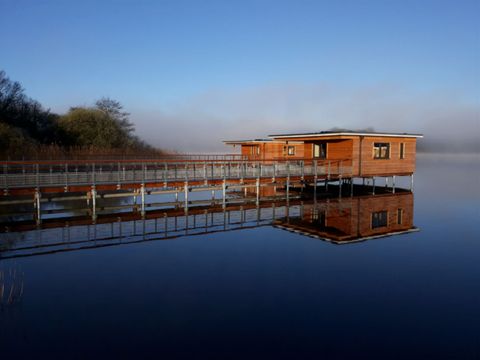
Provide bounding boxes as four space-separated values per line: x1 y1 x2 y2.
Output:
91 186 97 221
286 161 290 203
184 182 189 210
34 188 41 225
222 179 227 208
141 184 145 216
339 176 342 198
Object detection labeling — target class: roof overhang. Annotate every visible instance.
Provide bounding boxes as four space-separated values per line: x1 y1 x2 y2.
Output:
223 139 303 145
269 132 424 139
273 225 420 244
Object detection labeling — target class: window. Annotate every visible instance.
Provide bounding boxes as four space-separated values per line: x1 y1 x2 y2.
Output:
371 211 388 228
373 143 390 159
313 143 327 159
250 146 260 155
312 209 326 229
397 208 403 224
399 143 405 159
287 146 296 156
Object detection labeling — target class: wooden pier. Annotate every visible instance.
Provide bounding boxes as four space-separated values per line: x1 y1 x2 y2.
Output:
0 158 355 220
0 156 418 226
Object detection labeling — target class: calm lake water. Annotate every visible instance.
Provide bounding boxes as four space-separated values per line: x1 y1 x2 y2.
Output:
1 153 479 359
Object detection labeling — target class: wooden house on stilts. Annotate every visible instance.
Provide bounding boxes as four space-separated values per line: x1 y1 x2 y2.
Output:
224 130 423 190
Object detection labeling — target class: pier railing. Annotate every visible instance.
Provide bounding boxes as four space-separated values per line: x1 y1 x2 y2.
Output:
1 159 352 191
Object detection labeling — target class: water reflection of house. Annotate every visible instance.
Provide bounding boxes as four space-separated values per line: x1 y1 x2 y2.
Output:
224 130 423 177
274 192 416 244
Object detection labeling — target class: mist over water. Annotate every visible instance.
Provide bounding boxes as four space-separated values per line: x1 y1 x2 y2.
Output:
0 153 479 359
132 84 480 153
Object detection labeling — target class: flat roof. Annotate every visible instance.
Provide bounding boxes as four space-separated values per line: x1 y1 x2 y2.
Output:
223 138 303 144
223 138 273 144
269 130 423 139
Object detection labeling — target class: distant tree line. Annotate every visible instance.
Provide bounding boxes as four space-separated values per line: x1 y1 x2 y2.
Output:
0 70 162 159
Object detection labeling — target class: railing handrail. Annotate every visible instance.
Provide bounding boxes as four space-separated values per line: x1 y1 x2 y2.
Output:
0 157 351 166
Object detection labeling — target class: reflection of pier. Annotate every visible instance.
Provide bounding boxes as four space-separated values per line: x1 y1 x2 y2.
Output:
0 265 24 307
0 190 417 259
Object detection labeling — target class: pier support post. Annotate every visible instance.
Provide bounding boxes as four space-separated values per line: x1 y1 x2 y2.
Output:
286 161 290 204
372 177 376 195
141 184 145 216
326 161 331 191
392 175 396 194
339 176 342 198
184 182 189 211
34 188 41 225
222 179 227 208
91 186 97 221
350 178 354 197
410 174 414 192
255 178 260 205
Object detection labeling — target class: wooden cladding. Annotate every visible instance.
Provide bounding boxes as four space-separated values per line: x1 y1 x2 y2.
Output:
235 135 418 176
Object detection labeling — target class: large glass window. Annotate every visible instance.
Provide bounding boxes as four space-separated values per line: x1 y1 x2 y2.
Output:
373 143 390 159
313 143 327 159
372 211 388 228
287 146 296 155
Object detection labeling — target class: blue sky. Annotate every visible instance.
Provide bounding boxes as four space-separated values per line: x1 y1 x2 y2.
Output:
1 0 479 151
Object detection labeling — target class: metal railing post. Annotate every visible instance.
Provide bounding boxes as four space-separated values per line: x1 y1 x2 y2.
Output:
36 163 39 189
203 161 207 184
64 163 68 191
117 162 121 189
3 163 8 195
272 161 276 183
142 162 146 184
164 162 168 187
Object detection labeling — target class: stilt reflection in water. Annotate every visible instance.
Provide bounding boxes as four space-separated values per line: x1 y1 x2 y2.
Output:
0 187 417 259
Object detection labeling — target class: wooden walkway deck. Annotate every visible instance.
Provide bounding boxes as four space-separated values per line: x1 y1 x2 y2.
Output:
1 158 353 196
